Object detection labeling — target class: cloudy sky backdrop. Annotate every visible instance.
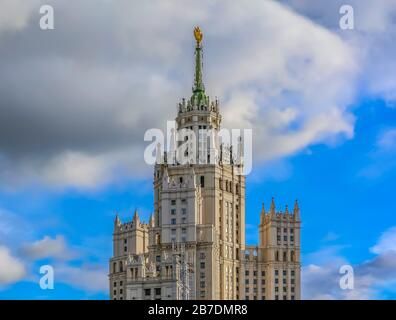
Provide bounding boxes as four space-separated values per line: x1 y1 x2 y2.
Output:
0 0 396 299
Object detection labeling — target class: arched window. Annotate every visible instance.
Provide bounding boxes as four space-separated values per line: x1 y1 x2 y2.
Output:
291 251 295 262
275 251 279 261
119 261 123 272
113 262 117 273
283 251 287 262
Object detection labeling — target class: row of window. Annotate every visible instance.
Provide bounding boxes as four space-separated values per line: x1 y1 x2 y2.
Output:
275 250 296 262
219 179 240 194
144 288 161 296
244 295 295 300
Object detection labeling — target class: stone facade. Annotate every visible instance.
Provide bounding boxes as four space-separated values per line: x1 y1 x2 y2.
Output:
109 28 301 300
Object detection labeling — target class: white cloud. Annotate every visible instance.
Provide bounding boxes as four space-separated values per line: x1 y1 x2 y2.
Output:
0 246 26 285
22 235 76 260
0 0 359 190
370 226 396 255
0 0 40 32
55 264 108 293
303 226 396 299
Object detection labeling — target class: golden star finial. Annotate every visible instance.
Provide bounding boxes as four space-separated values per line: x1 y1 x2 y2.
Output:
194 26 203 45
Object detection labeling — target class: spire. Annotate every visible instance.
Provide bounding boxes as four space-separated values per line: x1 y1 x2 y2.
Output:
260 202 266 224
192 27 205 102
114 213 121 230
133 209 140 224
293 199 300 220
270 197 276 217
285 204 289 215
149 213 155 227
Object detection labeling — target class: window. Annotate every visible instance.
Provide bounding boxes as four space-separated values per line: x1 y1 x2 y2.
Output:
120 281 123 286
275 279 279 284
156 255 161 262
200 281 205 288
179 177 183 184
120 289 123 294
200 272 205 279
275 251 279 261
113 282 117 287
200 252 205 259
291 251 295 262
283 286 287 292
113 262 116 273
283 295 287 300
291 287 295 293
284 228 287 233
283 270 287 276
124 246 127 252
262 287 265 292
253 279 257 285
181 208 187 215
171 200 176 205
261 271 265 277
245 296 249 300
124 239 127 244
245 288 249 293
261 279 265 285
275 295 279 300
245 270 249 276
171 209 176 215
291 295 295 300
119 261 123 272
200 262 205 269
145 289 151 296
253 271 257 276
245 279 249 285
181 198 187 204
155 288 161 296
275 270 279 276
284 235 287 242
182 217 186 224
171 218 176 225
291 270 295 277
291 279 295 284
113 290 116 295
200 176 205 188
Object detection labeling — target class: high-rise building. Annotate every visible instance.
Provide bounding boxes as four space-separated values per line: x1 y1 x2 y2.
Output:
109 27 301 300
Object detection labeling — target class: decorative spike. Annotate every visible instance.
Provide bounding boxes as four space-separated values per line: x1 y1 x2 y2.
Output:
285 205 289 215
270 197 276 216
114 213 121 229
149 214 155 227
133 209 140 223
260 203 266 224
294 199 300 220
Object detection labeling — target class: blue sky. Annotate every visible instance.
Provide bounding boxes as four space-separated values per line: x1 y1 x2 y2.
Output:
1 0 396 299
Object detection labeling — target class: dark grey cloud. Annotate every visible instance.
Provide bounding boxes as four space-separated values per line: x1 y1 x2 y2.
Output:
0 0 360 189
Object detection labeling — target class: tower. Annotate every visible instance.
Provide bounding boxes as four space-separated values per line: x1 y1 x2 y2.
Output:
108 27 301 301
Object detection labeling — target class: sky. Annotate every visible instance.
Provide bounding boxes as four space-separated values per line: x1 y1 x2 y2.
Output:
0 0 396 299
